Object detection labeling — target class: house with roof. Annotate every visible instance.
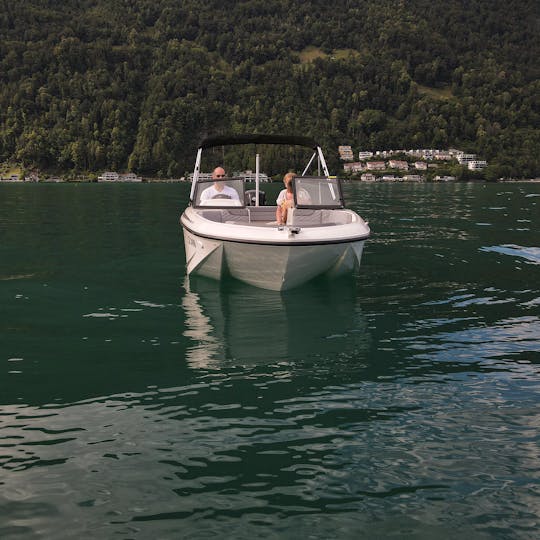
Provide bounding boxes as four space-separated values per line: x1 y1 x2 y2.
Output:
468 160 487 170
344 162 364 173
366 161 386 171
1 174 21 182
338 146 354 161
119 173 143 182
98 171 119 182
388 160 408 171
457 154 477 165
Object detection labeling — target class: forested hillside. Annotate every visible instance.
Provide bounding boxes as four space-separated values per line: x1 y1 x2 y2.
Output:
1 0 539 177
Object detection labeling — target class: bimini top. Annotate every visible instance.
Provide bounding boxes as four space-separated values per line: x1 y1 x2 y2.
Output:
199 134 319 150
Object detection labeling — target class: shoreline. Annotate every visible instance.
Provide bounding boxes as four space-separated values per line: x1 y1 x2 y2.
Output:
1 176 539 184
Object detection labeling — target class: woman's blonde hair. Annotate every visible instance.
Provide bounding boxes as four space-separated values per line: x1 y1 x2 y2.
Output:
283 172 295 186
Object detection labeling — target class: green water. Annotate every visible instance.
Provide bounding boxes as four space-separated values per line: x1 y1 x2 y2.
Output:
1 182 539 539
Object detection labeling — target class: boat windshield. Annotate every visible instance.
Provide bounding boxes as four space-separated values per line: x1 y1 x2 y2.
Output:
193 177 245 207
293 176 344 209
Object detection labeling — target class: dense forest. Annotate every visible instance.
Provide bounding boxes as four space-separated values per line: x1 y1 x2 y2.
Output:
1 0 539 178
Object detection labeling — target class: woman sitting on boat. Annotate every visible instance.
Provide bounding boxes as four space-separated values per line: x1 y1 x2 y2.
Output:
276 172 311 225
276 172 295 225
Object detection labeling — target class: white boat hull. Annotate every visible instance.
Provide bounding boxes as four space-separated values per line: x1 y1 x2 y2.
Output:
182 211 368 291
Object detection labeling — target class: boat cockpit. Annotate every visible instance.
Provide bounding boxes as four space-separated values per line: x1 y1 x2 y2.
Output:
192 176 355 227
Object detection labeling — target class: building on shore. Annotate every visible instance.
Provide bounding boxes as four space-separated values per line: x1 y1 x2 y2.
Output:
187 171 269 182
457 154 477 165
366 161 386 171
468 160 488 170
360 173 376 182
98 171 142 182
338 146 354 161
120 173 143 182
343 162 364 173
240 170 270 182
388 160 409 171
1 173 21 182
98 172 119 182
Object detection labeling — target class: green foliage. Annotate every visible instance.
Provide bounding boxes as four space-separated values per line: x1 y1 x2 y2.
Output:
0 0 538 177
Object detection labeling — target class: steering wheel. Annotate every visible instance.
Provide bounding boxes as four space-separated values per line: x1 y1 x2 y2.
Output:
212 194 232 199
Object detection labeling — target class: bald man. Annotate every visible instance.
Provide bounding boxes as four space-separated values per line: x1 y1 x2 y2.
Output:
200 167 240 201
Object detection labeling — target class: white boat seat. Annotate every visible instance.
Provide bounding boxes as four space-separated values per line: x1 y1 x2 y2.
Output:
321 210 353 225
222 208 250 223
201 210 224 222
246 207 276 222
287 208 322 226
287 208 353 226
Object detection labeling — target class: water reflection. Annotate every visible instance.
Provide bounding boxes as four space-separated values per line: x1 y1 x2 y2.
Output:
182 276 370 368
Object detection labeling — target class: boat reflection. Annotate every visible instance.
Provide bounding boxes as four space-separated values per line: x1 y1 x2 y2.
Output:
182 275 369 368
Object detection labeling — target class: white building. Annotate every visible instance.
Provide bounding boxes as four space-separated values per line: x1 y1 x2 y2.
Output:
360 173 376 182
388 160 408 170
338 146 354 161
358 151 373 160
188 172 212 182
1 174 21 182
242 170 270 182
433 151 452 160
457 154 477 165
403 175 424 182
468 160 487 170
119 173 142 182
344 162 364 173
98 171 119 182
366 161 386 171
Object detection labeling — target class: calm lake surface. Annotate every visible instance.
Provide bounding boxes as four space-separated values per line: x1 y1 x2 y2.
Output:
1 182 539 539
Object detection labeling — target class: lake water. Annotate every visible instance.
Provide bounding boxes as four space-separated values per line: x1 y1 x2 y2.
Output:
1 182 539 539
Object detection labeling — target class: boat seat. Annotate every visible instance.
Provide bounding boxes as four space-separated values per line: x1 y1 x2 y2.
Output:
322 210 353 225
221 208 250 223
287 208 322 226
246 207 276 222
201 210 224 222
287 208 353 226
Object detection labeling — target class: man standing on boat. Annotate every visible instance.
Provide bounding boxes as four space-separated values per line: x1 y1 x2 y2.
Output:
200 167 240 201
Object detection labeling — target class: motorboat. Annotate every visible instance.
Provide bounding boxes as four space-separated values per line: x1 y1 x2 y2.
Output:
180 134 370 291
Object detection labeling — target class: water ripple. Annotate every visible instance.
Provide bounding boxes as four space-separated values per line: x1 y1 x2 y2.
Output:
480 244 540 265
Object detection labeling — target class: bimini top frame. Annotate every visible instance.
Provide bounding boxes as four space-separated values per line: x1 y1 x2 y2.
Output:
190 134 330 202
